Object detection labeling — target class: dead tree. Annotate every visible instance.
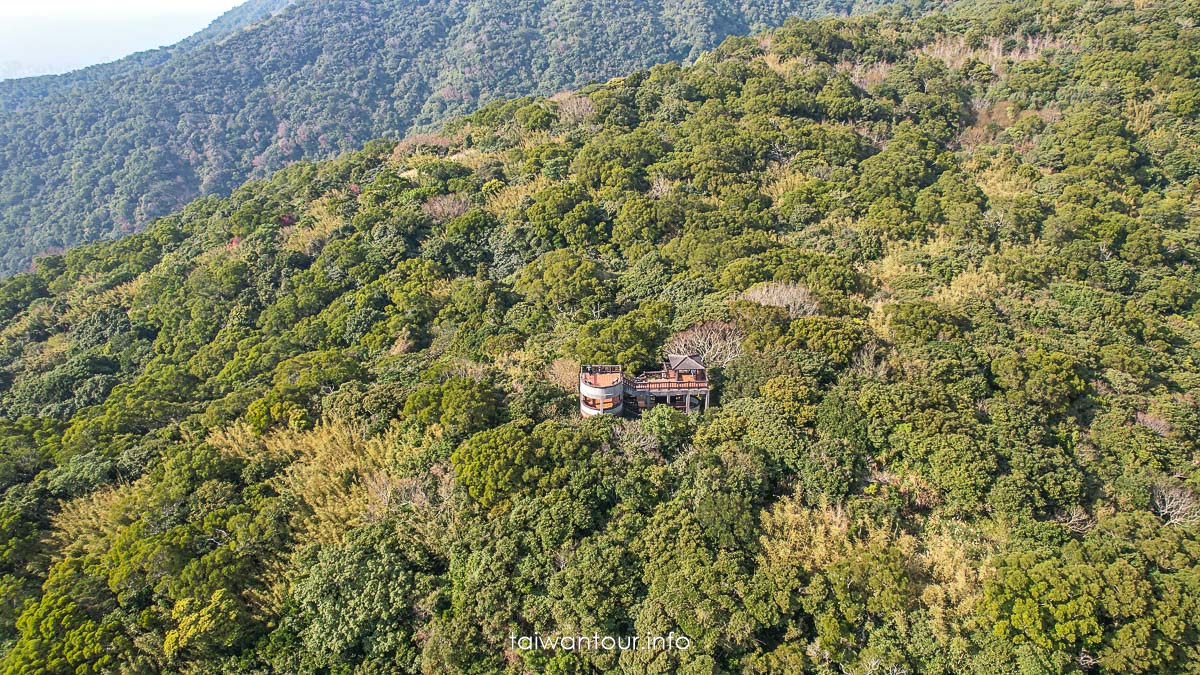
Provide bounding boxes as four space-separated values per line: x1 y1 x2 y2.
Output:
665 320 744 368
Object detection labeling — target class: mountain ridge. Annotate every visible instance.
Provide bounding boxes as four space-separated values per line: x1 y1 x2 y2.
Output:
0 0 300 112
0 0 884 275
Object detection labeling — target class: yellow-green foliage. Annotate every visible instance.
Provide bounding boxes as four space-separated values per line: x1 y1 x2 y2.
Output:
0 1 1199 672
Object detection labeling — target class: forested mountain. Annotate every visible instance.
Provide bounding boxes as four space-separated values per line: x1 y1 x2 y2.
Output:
0 0 299 113
0 0 1198 671
0 0 880 276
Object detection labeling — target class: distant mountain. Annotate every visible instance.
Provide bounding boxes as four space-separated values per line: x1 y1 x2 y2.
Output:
0 0 882 274
185 0 300 45
0 0 299 112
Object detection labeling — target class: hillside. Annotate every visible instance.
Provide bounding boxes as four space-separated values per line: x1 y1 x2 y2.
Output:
0 0 299 113
0 0 1198 671
0 0 878 276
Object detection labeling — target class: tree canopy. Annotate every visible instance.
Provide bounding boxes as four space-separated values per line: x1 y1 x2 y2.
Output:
0 0 1197 671
0 0 879 275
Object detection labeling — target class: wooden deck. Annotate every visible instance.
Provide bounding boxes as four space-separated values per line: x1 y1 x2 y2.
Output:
629 370 708 393
581 372 623 388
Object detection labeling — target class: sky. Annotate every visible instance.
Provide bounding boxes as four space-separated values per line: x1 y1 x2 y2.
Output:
0 0 244 79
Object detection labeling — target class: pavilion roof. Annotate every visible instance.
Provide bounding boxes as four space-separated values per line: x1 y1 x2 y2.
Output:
666 354 705 371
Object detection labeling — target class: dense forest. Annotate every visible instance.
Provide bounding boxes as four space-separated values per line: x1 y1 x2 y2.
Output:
0 0 1198 671
0 0 881 276
0 0 300 113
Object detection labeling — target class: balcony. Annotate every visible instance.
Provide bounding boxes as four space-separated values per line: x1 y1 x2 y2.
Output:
628 370 708 393
580 394 623 417
580 364 623 389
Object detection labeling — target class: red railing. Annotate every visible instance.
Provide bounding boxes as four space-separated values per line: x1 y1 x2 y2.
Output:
581 365 624 389
581 365 709 394
625 377 708 393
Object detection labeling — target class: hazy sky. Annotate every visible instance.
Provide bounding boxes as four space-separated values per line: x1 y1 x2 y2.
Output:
0 0 244 79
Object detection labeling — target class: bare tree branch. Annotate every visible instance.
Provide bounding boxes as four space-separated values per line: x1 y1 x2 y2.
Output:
742 281 819 318
665 320 744 367
1152 481 1200 527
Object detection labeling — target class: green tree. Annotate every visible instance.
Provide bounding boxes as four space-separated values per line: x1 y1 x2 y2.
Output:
571 304 670 372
